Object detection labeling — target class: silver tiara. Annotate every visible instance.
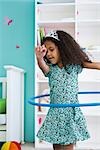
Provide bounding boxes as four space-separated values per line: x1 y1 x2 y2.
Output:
45 30 60 41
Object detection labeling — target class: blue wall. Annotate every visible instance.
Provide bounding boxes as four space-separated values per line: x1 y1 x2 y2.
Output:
0 0 35 142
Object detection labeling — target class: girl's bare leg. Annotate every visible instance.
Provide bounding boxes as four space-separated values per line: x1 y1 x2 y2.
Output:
53 144 74 150
63 144 74 150
53 144 62 150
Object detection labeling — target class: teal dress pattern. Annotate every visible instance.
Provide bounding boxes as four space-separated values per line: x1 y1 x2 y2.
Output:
37 64 90 145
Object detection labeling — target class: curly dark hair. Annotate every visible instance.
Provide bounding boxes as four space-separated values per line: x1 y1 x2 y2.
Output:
42 30 91 67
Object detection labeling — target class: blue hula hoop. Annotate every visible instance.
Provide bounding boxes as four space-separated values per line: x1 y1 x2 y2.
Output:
28 91 100 108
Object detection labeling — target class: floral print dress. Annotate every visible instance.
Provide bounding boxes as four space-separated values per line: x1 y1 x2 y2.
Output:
37 64 90 145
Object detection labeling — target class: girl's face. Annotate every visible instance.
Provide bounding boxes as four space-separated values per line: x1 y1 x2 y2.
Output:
44 40 63 68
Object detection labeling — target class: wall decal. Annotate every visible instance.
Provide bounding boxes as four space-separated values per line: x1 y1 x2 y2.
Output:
4 16 13 26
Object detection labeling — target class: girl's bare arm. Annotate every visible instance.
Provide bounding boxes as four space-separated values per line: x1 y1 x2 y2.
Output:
83 61 100 70
35 45 50 74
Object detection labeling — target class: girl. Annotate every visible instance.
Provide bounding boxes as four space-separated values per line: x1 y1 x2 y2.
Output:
35 30 100 150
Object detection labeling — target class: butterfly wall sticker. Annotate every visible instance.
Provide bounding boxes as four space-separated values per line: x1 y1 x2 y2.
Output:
4 16 13 26
16 45 20 49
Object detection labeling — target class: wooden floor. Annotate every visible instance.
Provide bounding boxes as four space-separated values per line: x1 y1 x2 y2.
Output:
21 143 34 150
21 143 99 150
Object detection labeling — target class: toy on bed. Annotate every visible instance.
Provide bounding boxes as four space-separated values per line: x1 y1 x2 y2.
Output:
0 98 6 114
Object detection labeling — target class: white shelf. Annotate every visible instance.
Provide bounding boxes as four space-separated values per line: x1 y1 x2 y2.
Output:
37 0 74 4
37 4 75 22
38 3 75 6
79 79 100 82
77 2 100 5
77 0 100 3
37 19 75 24
37 79 48 83
77 19 100 22
37 112 48 115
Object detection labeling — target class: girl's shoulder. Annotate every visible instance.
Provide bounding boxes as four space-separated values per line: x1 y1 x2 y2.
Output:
66 64 83 74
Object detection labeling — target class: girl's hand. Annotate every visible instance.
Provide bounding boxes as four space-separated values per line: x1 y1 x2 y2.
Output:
35 45 50 74
35 45 47 60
